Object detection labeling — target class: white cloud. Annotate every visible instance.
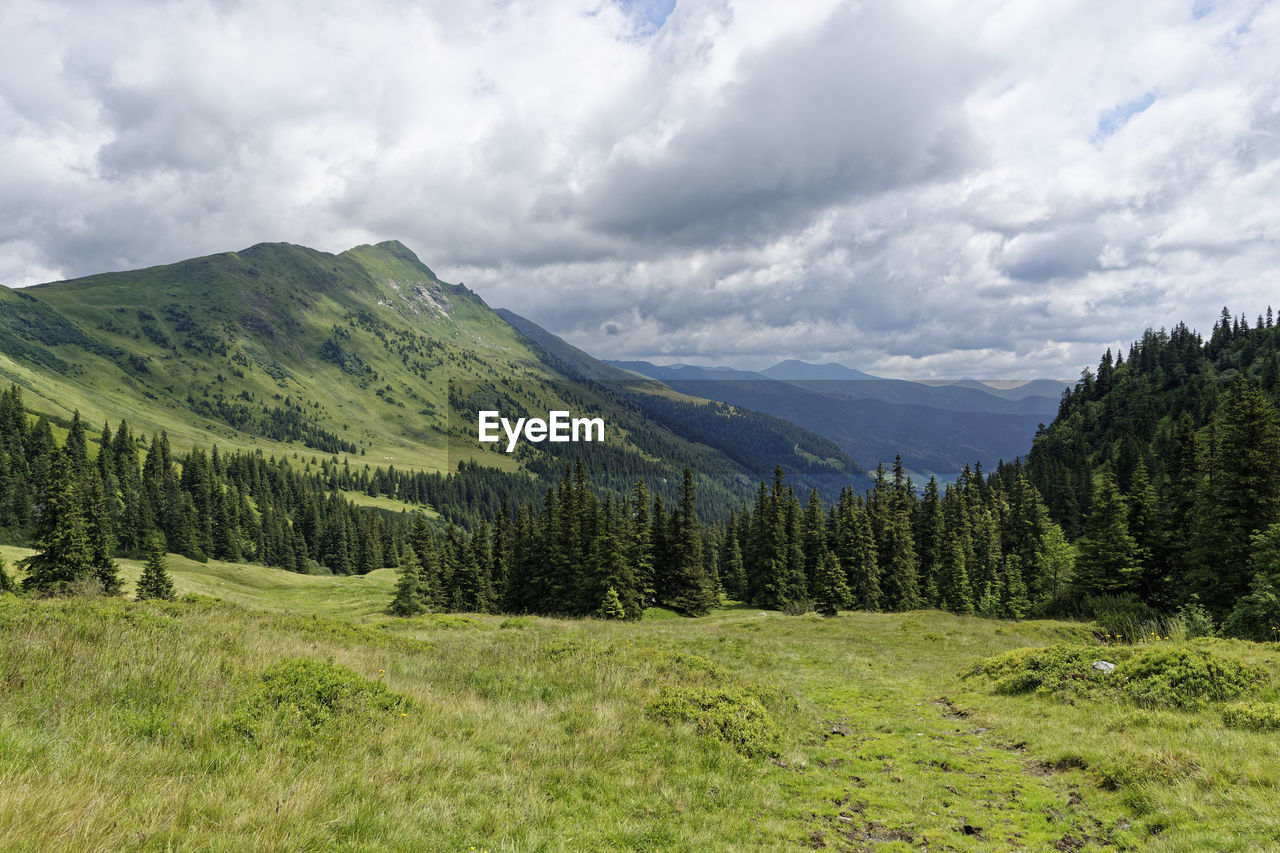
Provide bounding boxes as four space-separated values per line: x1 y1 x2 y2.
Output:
1 0 1279 378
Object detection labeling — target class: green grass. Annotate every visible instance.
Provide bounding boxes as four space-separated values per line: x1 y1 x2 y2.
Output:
341 489 439 517
3 555 1280 849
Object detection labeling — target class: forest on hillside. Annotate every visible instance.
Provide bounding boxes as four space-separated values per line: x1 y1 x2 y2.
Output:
1029 307 1280 637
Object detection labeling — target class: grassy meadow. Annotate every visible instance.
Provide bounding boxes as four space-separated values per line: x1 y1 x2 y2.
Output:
3 551 1280 850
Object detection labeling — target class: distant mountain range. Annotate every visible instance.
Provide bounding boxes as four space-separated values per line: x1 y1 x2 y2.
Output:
607 358 1069 482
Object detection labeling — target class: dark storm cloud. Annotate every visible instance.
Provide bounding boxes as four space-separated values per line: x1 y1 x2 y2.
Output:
575 3 980 246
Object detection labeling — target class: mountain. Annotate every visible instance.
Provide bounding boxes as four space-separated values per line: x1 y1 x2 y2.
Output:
0 241 862 516
495 310 868 496
760 359 879 381
609 359 1054 481
933 377 1072 402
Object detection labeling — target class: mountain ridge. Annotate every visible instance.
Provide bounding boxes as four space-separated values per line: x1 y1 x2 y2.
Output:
0 240 863 515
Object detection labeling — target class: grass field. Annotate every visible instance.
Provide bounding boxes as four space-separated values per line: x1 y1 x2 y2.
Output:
3 553 1280 850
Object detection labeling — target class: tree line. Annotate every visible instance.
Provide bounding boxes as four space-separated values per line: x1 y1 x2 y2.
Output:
391 455 1074 621
0 385 414 591
1 382 1080 625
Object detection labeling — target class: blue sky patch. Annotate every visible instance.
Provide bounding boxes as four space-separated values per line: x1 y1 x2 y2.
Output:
1093 91 1156 142
618 0 676 33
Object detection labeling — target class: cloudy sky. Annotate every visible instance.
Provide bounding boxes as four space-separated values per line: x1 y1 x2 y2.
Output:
3 0 1278 378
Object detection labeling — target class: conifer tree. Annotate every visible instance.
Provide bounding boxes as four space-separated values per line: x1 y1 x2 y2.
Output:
802 488 826 595
937 521 974 614
136 535 175 601
84 469 121 595
1126 458 1162 602
390 543 425 616
1191 381 1280 612
1074 469 1141 597
22 449 93 595
589 497 641 619
812 550 850 616
879 501 921 611
667 468 716 615
408 514 440 609
65 410 88 474
915 476 944 606
843 500 881 610
597 585 627 620
629 480 654 605
719 519 747 601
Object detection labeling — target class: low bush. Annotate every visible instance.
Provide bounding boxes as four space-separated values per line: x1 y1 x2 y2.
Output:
646 685 779 758
962 644 1104 698
1221 701 1280 731
964 643 1266 708
234 657 407 741
1114 647 1264 708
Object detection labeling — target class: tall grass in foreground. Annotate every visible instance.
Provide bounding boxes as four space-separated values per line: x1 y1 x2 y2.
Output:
2 560 1280 850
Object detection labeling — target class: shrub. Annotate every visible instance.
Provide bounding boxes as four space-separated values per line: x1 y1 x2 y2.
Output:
964 643 1266 708
1084 593 1171 642
1221 701 1280 731
646 685 779 758
780 598 813 616
1176 597 1216 639
235 658 407 741
962 644 1105 698
1114 647 1264 708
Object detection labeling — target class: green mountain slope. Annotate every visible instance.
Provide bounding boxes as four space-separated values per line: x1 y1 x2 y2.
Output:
0 240 860 515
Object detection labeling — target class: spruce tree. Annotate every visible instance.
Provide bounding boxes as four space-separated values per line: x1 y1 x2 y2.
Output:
720 522 747 602
597 585 627 620
844 500 881 611
1191 381 1280 612
1224 523 1280 639
629 481 654 605
22 449 94 595
879 503 921 610
999 556 1031 619
802 488 826 595
136 536 175 601
408 514 440 609
915 477 944 606
84 470 122 595
938 529 974 614
1126 458 1162 602
390 543 425 616
1074 469 1141 597
65 410 88 474
812 551 850 616
667 468 716 616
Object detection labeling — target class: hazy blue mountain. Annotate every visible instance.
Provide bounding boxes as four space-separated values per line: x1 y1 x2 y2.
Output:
760 359 880 381
609 359 1053 481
